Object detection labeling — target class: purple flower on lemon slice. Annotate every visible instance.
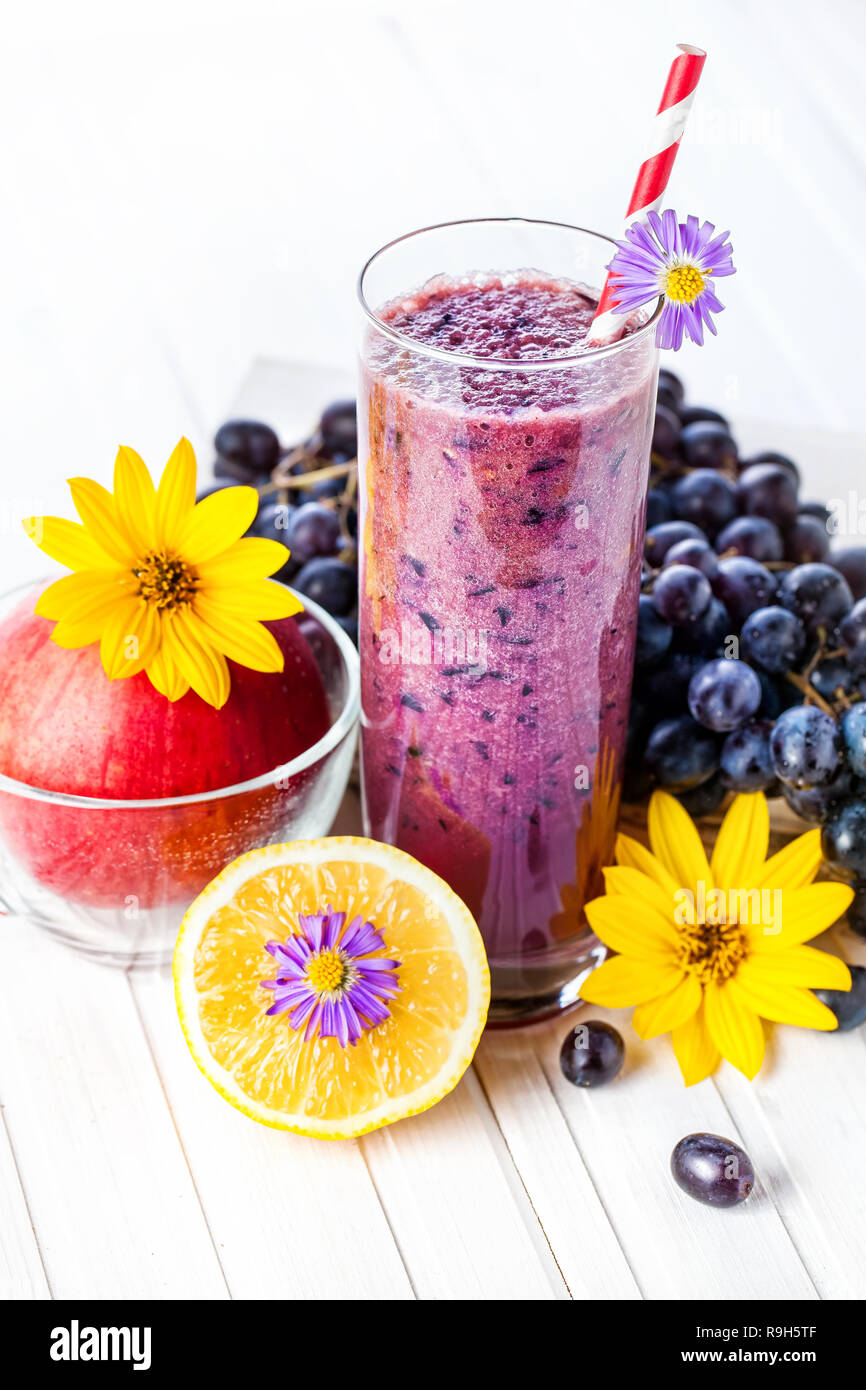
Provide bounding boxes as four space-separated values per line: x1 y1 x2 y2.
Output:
606 209 736 350
261 907 401 1046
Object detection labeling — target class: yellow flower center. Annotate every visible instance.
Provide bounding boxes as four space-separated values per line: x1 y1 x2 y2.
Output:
133 551 198 611
678 920 747 986
306 949 347 994
664 262 707 304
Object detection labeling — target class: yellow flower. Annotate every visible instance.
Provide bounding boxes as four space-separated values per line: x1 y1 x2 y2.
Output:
581 790 854 1085
23 438 301 709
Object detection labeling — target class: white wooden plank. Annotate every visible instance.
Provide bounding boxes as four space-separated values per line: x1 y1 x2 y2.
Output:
475 1031 642 1299
535 1005 818 1300
0 920 228 1299
361 1071 565 1299
0 1112 51 1299
131 967 415 1301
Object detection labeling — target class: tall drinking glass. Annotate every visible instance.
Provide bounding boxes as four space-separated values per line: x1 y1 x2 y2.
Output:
357 219 660 1024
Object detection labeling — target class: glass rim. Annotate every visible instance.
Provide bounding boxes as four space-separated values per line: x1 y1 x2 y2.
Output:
357 216 663 368
0 579 360 810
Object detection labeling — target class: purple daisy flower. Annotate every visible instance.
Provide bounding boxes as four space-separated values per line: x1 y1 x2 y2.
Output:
261 907 401 1047
606 209 735 351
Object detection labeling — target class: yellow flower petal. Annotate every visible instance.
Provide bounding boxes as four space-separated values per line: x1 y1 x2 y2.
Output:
585 891 679 958
602 864 680 917
729 972 841 1031
748 882 855 950
22 516 117 571
35 571 126 624
632 973 703 1039
671 1002 720 1086
145 646 190 703
580 954 685 1008
109 601 162 679
68 478 137 566
162 610 231 709
99 598 149 680
647 790 713 892
710 793 769 889
745 944 851 991
177 487 260 564
196 537 291 584
703 980 765 1079
190 598 285 672
113 446 157 552
614 832 680 897
155 438 197 549
754 828 822 891
197 580 303 621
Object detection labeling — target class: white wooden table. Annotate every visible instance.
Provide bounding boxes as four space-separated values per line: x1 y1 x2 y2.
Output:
3 0 866 1303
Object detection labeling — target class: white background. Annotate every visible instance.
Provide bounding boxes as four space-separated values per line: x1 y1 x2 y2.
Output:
2 0 866 1304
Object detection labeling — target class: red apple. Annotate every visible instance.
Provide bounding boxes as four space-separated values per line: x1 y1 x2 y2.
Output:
0 594 331 908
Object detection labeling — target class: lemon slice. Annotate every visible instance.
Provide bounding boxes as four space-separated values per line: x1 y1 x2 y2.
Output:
173 837 490 1139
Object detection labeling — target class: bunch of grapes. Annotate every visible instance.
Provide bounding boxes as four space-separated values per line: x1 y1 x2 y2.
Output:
201 402 359 644
629 368 866 935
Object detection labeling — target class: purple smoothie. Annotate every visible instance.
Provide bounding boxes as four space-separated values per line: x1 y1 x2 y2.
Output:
359 273 657 987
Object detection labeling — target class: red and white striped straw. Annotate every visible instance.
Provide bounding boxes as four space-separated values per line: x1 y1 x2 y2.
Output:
588 43 707 346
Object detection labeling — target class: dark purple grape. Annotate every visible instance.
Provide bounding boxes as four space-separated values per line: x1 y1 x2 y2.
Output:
673 598 730 656
822 801 866 878
310 475 346 501
670 470 737 538
637 652 704 715
784 514 830 564
645 489 672 529
319 399 357 457
346 503 358 540
652 564 712 626
677 772 727 817
810 656 862 704
213 457 271 487
680 420 738 472
830 547 866 602
814 965 866 1031
559 1021 625 1087
781 765 857 824
720 721 775 792
688 658 762 732
285 501 341 563
737 462 799 527
679 405 729 428
248 497 294 543
715 515 784 563
714 556 779 625
779 563 853 637
840 598 866 674
847 885 866 940
657 368 685 412
671 1133 754 1208
293 557 357 617
664 537 720 581
652 403 681 457
740 450 800 484
335 614 359 645
843 703 866 776
799 501 832 525
635 594 673 665
644 715 719 791
214 419 281 481
770 705 843 788
739 605 806 674
644 520 705 566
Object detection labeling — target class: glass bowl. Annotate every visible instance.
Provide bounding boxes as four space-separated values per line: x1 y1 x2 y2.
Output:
0 581 360 966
